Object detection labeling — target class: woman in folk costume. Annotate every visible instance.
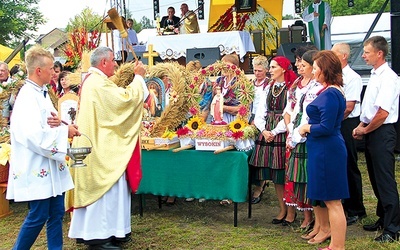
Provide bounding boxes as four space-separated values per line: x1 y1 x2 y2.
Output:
249 56 297 224
249 55 271 204
283 50 324 231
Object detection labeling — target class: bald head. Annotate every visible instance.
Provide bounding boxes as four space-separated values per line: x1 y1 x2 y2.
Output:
332 43 351 68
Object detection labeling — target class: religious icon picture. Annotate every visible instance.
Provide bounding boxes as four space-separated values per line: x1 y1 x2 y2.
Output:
235 0 256 13
144 77 165 118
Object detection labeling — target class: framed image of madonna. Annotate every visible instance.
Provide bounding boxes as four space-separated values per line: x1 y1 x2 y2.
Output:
235 0 256 13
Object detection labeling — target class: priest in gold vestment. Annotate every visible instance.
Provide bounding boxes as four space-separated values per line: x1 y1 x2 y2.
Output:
67 47 148 249
179 3 200 34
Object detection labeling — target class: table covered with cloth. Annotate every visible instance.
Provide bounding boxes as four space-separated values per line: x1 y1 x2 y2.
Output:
137 149 250 202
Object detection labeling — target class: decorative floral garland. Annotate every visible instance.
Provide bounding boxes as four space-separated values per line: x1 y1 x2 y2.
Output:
176 60 258 143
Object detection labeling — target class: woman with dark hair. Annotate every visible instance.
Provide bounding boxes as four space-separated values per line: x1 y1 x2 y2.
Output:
249 56 297 224
283 50 323 231
299 50 349 250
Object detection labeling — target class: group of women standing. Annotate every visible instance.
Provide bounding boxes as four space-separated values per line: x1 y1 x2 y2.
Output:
249 49 349 250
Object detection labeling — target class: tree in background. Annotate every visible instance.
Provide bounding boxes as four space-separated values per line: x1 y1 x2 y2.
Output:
140 16 155 29
0 0 45 47
66 7 105 33
301 0 390 16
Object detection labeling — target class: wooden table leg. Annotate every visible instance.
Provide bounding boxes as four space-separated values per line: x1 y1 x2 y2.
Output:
0 183 12 218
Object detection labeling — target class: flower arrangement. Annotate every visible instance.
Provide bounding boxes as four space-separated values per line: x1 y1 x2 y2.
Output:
208 5 279 54
62 28 100 71
188 60 254 112
173 60 258 144
176 117 258 142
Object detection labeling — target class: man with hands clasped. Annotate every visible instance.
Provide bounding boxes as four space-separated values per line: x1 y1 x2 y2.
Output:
352 36 400 243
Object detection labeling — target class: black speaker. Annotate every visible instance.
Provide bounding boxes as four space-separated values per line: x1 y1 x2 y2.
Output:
276 42 313 63
126 51 162 65
186 47 221 67
153 0 159 20
348 0 354 7
198 0 204 20
295 0 302 13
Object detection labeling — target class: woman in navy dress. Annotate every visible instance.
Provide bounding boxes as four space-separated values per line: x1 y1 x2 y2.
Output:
299 50 349 250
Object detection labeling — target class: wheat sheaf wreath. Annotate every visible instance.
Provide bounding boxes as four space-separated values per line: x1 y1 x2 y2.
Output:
108 62 192 137
146 62 191 137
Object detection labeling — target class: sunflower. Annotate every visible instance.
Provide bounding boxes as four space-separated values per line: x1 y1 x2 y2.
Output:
229 118 247 133
187 116 204 131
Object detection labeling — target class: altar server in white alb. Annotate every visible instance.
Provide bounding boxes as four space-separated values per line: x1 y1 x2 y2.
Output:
7 45 80 249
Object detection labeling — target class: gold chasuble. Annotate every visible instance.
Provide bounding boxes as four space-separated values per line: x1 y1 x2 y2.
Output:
66 68 143 209
183 11 200 34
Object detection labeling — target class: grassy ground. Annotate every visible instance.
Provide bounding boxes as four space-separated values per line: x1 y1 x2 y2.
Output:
1 153 400 249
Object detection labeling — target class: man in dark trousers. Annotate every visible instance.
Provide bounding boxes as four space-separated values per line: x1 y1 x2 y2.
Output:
353 36 400 243
332 43 367 225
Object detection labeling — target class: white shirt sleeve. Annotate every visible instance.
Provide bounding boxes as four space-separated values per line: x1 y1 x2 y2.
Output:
254 90 268 132
302 5 314 22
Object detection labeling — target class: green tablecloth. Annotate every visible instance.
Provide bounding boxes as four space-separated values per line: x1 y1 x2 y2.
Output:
137 149 250 202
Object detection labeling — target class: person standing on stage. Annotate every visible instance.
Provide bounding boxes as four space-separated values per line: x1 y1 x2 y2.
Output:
126 18 139 46
331 43 367 226
7 45 80 249
353 36 400 243
302 0 332 50
67 46 148 249
160 6 181 29
179 3 200 34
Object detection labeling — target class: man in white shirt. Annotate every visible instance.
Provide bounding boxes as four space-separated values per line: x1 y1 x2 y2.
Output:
332 43 366 226
7 45 80 249
353 36 400 243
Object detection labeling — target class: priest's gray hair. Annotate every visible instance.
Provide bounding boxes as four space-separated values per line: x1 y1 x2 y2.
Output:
90 47 113 67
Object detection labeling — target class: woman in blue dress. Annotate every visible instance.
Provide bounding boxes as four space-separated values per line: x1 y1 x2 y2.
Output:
299 50 349 250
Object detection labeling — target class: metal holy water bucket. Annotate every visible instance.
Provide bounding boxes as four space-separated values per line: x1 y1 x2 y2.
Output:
67 134 93 167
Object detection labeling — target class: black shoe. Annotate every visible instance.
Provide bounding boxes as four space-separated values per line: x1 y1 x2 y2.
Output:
251 195 261 204
363 220 383 231
374 233 399 243
88 242 122 250
272 215 287 224
282 219 294 226
347 214 367 226
113 235 131 244
282 213 297 226
347 216 359 226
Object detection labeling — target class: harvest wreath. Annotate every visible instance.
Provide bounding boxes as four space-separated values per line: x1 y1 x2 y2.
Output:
176 60 258 151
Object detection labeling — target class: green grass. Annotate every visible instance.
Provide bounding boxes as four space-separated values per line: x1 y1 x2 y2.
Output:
1 152 400 249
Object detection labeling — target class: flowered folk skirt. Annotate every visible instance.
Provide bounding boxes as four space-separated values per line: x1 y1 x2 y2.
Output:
284 142 312 210
249 111 286 185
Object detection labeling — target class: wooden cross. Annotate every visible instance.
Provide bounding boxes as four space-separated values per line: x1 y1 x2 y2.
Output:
143 44 159 68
